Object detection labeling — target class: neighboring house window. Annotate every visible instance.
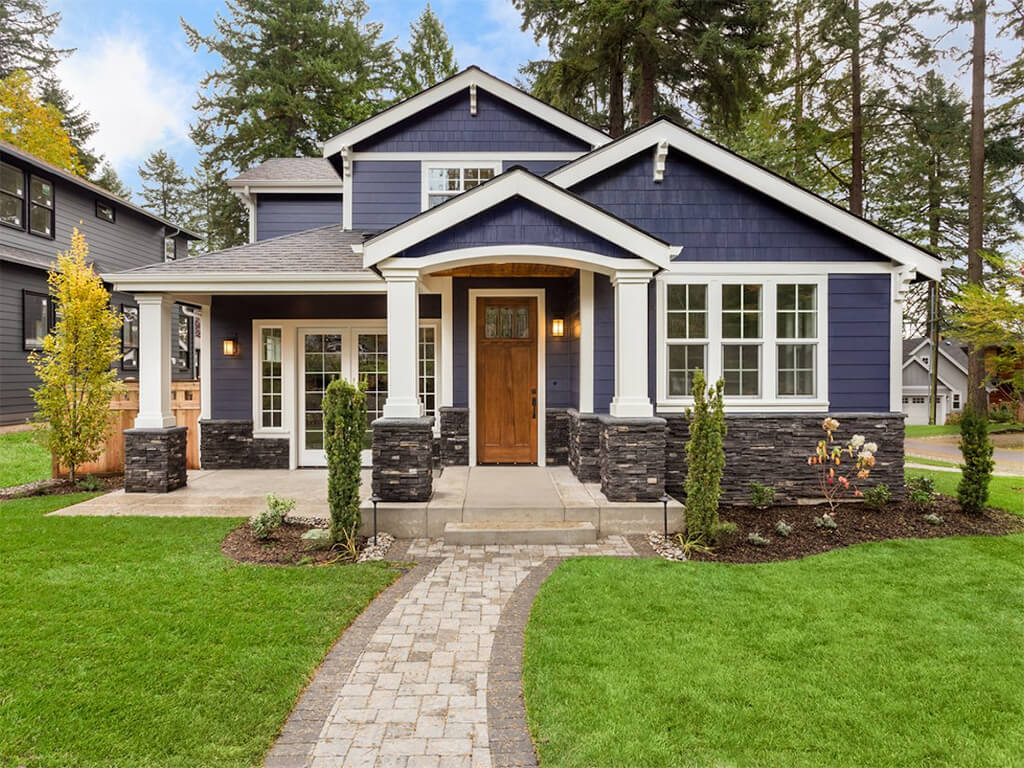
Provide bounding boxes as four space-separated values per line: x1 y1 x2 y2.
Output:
29 175 54 238
23 291 54 350
722 284 762 396
121 305 139 370
260 327 282 428
665 284 707 397
419 326 437 419
920 354 930 368
911 396 926 404
1 161 25 229
423 162 500 209
776 283 817 397
952 393 961 410
96 200 115 223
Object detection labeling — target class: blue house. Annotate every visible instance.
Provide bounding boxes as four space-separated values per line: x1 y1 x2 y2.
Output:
106 67 941 517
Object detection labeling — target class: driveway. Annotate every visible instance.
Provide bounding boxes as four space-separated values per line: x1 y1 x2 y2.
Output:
905 432 1024 476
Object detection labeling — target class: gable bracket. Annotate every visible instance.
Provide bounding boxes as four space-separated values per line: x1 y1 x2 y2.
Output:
469 83 477 116
653 140 669 183
340 146 352 179
894 265 916 303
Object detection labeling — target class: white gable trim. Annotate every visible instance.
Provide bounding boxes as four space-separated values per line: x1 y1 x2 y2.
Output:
902 338 970 377
546 121 944 281
226 179 343 193
360 169 678 269
322 68 611 157
902 359 961 395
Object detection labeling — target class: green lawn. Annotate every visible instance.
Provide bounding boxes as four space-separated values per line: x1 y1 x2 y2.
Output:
524 534 1024 768
0 431 51 488
904 455 958 468
905 467 1024 516
0 493 397 768
905 422 1023 438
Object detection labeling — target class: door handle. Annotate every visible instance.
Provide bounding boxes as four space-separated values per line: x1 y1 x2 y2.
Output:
531 396 537 419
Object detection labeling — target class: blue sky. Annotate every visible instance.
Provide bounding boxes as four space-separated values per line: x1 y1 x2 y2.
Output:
46 1 1013 198
49 0 544 195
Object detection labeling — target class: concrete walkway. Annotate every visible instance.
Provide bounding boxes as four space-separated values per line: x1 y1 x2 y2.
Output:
265 538 637 768
906 434 1024 476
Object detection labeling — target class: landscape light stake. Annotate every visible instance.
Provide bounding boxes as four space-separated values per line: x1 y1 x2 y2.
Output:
370 493 381 545
660 494 671 538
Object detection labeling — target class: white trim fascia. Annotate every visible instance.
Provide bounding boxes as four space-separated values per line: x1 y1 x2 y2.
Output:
579 270 594 412
352 151 584 161
225 181 344 194
362 170 674 269
546 121 944 282
420 159 503 212
322 68 610 157
891 268 916 412
106 273 383 294
662 260 899 275
380 248 658 279
468 288 546 468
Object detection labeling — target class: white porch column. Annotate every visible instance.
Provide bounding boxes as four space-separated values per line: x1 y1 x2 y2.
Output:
609 270 654 418
134 293 176 429
382 269 423 418
198 300 212 420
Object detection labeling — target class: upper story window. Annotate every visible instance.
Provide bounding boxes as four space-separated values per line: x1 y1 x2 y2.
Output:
422 161 500 209
96 200 115 223
29 175 54 238
1 161 25 229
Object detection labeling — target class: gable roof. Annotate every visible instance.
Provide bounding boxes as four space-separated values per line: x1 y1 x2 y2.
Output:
321 67 611 158
546 118 944 281
902 337 969 374
360 167 679 271
0 140 202 239
226 157 342 188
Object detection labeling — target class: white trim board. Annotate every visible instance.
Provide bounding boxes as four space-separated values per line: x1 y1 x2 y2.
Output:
380 248 658 279
354 151 583 161
468 289 546 468
105 274 383 294
322 67 610 157
361 169 678 270
546 119 944 282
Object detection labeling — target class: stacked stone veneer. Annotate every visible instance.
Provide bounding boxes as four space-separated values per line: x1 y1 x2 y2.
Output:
568 409 602 482
438 408 469 466
545 408 571 466
661 412 906 504
199 419 289 469
598 415 667 502
372 416 434 502
124 426 187 493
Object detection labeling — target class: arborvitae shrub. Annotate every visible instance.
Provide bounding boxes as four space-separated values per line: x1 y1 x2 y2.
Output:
684 370 726 542
957 409 994 515
323 378 366 541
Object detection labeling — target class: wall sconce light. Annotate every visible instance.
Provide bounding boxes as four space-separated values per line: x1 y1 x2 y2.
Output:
222 336 240 357
551 318 565 338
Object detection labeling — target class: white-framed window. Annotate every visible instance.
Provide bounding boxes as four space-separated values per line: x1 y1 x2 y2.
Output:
911 396 926 404
952 393 961 410
419 325 437 418
657 275 828 410
421 161 501 210
259 327 283 429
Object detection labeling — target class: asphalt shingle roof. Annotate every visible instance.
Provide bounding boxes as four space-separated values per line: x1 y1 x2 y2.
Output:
229 158 341 183
116 224 370 275
903 337 969 369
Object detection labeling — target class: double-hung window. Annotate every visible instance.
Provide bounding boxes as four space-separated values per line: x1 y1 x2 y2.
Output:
776 283 818 397
121 305 139 370
29 176 54 238
665 284 708 397
1 161 25 229
260 327 283 428
23 291 55 350
721 284 762 397
423 162 500 209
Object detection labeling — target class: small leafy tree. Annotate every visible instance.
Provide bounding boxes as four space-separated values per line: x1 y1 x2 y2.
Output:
323 378 366 542
807 420 878 512
684 370 726 543
957 408 994 515
29 228 121 482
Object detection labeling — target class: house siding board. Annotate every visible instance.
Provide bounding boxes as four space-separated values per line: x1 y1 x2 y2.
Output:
450 275 578 409
400 197 632 261
593 272 614 413
255 194 342 240
209 293 439 420
828 274 890 411
351 160 421 231
353 89 591 153
571 148 890 263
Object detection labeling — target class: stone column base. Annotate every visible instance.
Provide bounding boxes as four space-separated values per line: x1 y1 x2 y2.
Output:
199 419 289 469
545 408 571 466
438 407 469 467
124 426 188 493
598 415 667 502
568 410 602 483
372 416 435 502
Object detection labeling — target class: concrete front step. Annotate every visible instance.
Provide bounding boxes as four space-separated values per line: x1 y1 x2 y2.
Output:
442 520 598 545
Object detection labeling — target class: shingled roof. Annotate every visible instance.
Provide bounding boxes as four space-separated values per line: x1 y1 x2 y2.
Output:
228 158 341 184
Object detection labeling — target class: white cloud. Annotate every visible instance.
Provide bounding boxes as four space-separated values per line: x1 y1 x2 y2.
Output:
55 32 193 172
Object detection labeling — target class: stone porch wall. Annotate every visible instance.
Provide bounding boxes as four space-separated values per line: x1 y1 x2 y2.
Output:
199 419 290 469
568 409 601 482
124 426 188 493
546 408 571 466
438 407 469 466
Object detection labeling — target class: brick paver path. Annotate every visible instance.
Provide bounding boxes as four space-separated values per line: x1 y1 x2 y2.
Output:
271 537 635 768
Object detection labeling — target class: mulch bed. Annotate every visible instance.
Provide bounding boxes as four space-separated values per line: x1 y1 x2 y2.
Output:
222 521 352 566
689 495 1024 564
0 474 123 500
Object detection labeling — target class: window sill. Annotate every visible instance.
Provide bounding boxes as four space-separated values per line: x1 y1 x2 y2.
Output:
656 399 830 414
253 429 289 439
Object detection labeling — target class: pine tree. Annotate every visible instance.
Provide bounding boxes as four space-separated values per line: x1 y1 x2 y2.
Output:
137 150 189 222
93 162 132 200
182 0 397 171
0 0 71 79
397 5 457 99
186 155 248 253
39 80 101 175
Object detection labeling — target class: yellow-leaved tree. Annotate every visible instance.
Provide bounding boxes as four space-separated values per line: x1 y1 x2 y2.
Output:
0 69 84 174
29 229 122 482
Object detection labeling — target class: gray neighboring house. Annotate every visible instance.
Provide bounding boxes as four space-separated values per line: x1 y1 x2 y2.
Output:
0 141 201 426
901 337 968 425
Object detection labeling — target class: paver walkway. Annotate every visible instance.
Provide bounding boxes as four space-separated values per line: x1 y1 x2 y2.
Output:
266 537 636 768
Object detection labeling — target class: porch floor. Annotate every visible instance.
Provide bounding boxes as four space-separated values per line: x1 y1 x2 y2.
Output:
52 465 683 537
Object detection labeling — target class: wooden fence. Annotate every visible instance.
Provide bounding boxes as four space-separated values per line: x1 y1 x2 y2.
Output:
54 381 201 476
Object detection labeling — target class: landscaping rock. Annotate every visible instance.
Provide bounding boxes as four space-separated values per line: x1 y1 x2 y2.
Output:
648 532 686 561
358 532 395 562
301 528 333 551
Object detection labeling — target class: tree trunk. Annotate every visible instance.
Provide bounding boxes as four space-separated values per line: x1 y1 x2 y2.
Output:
793 8 805 177
928 153 941 425
608 51 625 138
966 0 987 416
849 0 864 217
637 42 656 125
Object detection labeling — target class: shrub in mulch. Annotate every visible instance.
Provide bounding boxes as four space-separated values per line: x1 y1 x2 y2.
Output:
686 495 1024 564
221 521 395 566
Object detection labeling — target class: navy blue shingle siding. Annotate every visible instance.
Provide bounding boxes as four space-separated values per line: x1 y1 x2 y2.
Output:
255 194 342 240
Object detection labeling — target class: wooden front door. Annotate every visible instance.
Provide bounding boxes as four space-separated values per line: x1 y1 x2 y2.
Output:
477 297 538 464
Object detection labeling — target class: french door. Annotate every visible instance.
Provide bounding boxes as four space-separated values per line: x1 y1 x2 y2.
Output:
298 329 345 466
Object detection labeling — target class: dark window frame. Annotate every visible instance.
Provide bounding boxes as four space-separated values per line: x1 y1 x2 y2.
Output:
22 289 55 351
0 160 26 232
28 174 55 239
96 199 116 223
173 309 195 373
121 304 139 371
